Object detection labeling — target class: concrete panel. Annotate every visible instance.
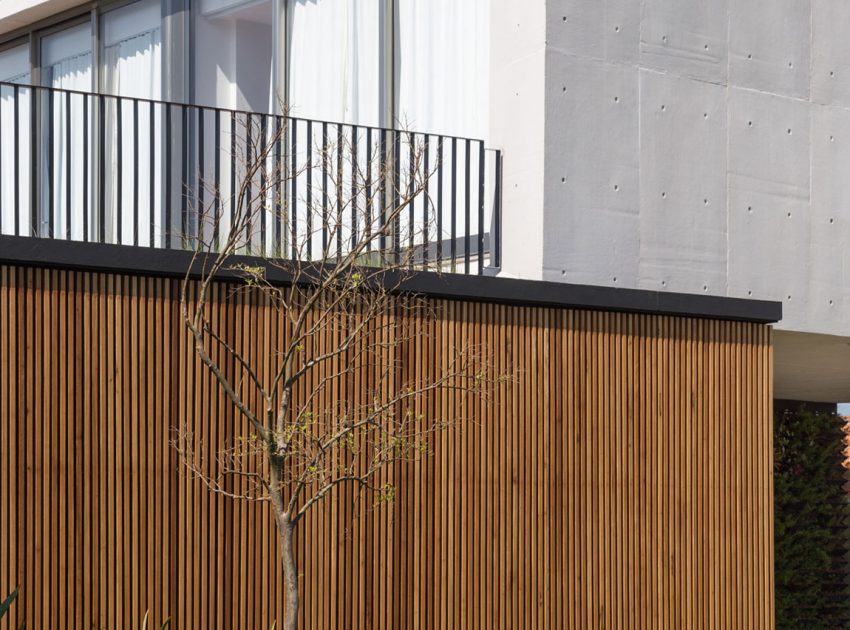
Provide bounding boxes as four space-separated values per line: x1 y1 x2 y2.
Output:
543 52 639 286
637 70 727 293
728 88 810 197
812 1 850 107
727 89 811 329
603 0 640 65
729 0 811 99
547 0 605 59
727 187 810 329
546 0 639 64
640 0 728 84
810 105 850 334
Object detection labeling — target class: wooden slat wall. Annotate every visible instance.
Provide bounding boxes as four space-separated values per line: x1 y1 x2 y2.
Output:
0 265 775 628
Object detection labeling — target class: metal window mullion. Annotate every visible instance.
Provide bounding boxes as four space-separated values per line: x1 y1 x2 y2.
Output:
274 0 288 114
382 0 394 129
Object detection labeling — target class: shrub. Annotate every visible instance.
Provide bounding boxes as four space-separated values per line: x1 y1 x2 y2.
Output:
775 404 850 629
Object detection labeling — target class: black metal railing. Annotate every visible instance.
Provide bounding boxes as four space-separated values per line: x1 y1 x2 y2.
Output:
0 82 502 274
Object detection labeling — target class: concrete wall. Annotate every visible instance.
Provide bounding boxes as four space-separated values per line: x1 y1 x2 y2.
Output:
533 0 850 338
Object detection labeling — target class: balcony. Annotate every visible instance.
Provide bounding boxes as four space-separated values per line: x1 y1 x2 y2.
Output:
0 82 502 275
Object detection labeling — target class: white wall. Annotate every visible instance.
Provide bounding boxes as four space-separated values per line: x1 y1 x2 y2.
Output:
489 0 546 280
536 0 850 338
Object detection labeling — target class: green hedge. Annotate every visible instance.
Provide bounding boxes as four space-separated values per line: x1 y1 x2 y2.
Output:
775 404 850 629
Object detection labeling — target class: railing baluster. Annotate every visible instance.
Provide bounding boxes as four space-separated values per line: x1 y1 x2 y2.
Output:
30 87 37 237
47 88 54 238
165 104 172 249
245 112 252 249
291 118 298 260
214 108 220 251
422 136 430 268
133 98 139 246
464 138 471 275
260 114 267 255
116 97 123 245
98 94 105 243
181 104 188 246
230 111 236 249
336 123 343 260
149 100 155 248
450 137 457 269
274 116 282 256
365 127 372 254
477 140 485 274
437 136 443 265
408 131 415 267
351 125 357 252
198 107 205 247
65 90 71 240
13 85 19 237
83 95 89 242
306 119 312 259
393 129 400 264
351 125 357 250
322 122 330 259
379 128 386 259
494 150 502 269
322 122 329 256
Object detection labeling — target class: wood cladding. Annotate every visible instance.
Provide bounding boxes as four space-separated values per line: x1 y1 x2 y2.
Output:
0 265 774 628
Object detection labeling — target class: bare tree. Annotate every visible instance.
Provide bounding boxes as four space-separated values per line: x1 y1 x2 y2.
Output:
175 117 498 629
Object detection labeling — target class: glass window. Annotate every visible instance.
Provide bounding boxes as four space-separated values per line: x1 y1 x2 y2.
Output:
101 0 162 99
39 22 92 240
0 43 31 84
195 0 273 111
287 0 384 127
41 21 93 90
100 0 164 246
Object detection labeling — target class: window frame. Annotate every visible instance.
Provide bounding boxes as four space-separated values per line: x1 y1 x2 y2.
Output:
0 0 405 128
0 0 176 97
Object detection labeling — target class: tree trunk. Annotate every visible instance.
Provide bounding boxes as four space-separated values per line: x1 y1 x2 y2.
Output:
279 515 299 630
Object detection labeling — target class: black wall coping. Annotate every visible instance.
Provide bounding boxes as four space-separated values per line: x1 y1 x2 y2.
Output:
0 235 782 324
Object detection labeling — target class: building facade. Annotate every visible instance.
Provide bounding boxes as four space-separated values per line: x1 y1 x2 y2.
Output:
0 0 810 627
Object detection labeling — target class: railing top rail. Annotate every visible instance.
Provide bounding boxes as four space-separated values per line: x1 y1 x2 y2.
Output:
0 80 489 145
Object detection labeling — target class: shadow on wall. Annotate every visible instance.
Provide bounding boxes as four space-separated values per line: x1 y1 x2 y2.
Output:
774 401 850 629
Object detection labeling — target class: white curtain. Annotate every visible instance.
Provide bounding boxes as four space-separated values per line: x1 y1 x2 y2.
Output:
287 0 383 127
396 0 489 139
0 44 30 236
102 27 162 246
396 0 490 260
42 41 92 241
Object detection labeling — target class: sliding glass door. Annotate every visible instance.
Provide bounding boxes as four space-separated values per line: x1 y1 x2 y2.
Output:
395 0 489 140
101 0 163 246
34 0 164 245
287 0 384 127
40 22 92 240
194 0 274 111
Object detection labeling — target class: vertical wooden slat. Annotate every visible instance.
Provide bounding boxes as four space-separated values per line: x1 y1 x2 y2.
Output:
1 265 775 628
